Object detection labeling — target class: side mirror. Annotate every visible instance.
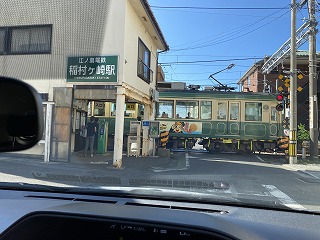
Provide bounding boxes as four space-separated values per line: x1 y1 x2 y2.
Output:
0 77 44 151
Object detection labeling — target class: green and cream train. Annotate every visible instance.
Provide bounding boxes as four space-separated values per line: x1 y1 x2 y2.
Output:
156 90 283 153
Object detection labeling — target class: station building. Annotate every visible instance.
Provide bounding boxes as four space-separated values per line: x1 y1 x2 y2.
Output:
0 0 169 165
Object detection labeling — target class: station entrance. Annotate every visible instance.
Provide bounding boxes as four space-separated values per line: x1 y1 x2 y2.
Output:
72 91 144 155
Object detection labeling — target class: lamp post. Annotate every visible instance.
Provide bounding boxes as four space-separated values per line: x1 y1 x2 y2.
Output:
209 64 236 91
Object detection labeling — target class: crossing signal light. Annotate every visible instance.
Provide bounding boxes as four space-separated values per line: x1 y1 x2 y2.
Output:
276 103 284 111
276 93 284 101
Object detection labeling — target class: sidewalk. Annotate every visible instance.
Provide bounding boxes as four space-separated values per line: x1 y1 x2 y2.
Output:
281 157 320 179
1 150 182 171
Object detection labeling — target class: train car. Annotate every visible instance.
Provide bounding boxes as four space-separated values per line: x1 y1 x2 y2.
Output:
155 90 283 153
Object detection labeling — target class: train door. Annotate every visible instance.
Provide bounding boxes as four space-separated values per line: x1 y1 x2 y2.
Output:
228 102 240 136
216 101 228 135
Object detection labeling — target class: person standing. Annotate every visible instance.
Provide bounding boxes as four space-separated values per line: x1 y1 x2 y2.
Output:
84 116 96 157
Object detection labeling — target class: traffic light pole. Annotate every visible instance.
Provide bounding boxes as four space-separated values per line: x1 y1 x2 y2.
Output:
289 0 298 164
308 0 318 160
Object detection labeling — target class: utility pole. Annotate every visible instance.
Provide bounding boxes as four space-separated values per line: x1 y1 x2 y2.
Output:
289 0 298 164
308 0 318 160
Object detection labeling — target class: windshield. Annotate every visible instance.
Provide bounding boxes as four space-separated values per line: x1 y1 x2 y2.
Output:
1 0 320 213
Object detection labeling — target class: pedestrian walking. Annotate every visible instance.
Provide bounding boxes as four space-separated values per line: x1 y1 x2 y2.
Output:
84 116 97 157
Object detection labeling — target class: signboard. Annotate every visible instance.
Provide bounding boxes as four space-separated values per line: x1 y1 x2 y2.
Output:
130 121 141 134
94 102 104 109
126 103 136 113
67 55 118 82
142 121 149 127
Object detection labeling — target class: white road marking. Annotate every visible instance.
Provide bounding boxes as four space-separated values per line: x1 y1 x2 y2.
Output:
298 170 320 179
185 153 190 168
263 184 306 210
254 155 265 162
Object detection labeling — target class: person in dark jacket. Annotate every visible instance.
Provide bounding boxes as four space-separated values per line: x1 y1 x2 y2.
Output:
84 116 97 157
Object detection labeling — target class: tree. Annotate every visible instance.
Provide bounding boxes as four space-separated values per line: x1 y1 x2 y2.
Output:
297 123 310 147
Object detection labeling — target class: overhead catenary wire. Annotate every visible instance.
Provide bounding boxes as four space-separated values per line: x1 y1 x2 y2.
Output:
170 8 290 50
153 3 311 89
150 6 291 10
159 57 262 65
169 9 290 52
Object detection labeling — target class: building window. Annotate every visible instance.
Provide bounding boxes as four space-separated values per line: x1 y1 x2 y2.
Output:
0 25 52 55
137 38 151 83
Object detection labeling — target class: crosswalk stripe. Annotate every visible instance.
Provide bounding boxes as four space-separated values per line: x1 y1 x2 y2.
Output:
263 184 305 210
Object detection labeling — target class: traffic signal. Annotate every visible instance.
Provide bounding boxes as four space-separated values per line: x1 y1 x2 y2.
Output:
276 103 284 111
275 92 288 111
276 93 284 101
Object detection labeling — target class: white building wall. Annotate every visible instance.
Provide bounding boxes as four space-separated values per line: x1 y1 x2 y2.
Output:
123 1 158 95
0 0 127 100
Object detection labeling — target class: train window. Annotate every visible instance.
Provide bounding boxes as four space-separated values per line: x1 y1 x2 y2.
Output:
217 102 227 120
200 101 211 120
157 101 173 118
229 103 239 121
176 100 198 119
111 103 116 116
245 102 262 121
271 107 277 121
110 103 135 117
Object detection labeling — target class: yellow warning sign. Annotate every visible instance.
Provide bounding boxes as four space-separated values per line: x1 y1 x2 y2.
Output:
278 86 284 91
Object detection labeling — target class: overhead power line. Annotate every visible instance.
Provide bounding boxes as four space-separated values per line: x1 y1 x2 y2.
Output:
150 6 290 10
159 57 262 65
169 9 290 52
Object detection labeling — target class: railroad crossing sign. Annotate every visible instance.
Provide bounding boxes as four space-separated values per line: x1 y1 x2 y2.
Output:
277 73 304 92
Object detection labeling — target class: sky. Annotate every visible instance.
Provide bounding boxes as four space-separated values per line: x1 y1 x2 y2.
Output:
148 0 317 91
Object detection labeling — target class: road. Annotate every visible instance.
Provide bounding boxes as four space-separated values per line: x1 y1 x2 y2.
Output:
150 150 320 212
1 151 320 212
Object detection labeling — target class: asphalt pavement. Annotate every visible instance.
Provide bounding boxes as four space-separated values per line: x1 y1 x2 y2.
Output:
0 150 320 188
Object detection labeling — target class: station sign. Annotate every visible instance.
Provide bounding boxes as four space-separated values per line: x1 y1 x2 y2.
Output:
67 55 118 82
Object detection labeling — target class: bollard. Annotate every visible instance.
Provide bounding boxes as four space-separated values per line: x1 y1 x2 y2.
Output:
301 141 309 159
302 146 306 159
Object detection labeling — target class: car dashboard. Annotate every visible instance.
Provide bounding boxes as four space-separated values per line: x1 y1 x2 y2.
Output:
0 189 319 240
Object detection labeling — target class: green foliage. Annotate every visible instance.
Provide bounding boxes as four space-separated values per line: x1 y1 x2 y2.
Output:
297 123 310 142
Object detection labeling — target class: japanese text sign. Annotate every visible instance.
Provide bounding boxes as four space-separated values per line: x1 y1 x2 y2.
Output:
67 56 118 82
